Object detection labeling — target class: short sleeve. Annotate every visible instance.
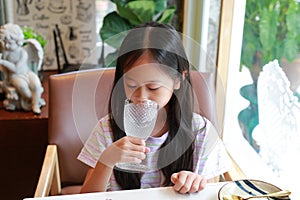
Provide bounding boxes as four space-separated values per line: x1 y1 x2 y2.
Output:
200 137 230 179
77 116 112 168
193 115 230 179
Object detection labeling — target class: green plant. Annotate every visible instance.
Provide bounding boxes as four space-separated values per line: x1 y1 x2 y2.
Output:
240 0 300 81
22 26 47 48
100 0 176 67
239 0 300 151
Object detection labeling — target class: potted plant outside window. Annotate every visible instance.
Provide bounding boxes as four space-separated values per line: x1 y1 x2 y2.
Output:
239 0 300 151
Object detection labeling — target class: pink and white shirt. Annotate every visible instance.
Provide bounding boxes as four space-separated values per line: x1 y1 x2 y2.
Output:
77 113 229 191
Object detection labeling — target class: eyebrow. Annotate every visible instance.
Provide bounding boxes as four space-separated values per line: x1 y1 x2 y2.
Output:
124 74 162 84
124 75 135 81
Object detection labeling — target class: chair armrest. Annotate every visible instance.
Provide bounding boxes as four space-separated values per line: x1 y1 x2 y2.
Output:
222 150 246 181
34 145 61 197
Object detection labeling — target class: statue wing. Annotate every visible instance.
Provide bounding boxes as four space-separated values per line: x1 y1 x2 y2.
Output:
23 39 44 71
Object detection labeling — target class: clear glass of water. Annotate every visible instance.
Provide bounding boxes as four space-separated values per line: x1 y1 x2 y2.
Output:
115 99 158 172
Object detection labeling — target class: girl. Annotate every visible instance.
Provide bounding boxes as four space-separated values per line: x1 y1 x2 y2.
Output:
78 22 229 194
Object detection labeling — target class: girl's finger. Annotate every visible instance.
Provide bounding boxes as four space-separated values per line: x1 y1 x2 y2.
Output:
122 149 147 161
188 176 201 193
127 136 146 145
198 178 206 191
121 154 143 163
171 173 178 184
127 137 151 153
178 173 198 194
116 137 149 153
178 174 195 193
171 171 207 194
172 172 188 192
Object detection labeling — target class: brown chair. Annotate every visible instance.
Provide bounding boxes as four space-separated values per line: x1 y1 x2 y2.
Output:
34 68 244 197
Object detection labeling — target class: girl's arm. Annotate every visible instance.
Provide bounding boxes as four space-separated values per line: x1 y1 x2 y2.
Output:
80 162 113 193
80 136 150 193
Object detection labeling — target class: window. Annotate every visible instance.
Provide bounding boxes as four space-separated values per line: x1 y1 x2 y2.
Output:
221 0 300 197
183 0 220 73
95 0 116 41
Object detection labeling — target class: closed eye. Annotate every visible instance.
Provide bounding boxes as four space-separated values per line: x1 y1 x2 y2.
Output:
147 84 161 91
126 84 137 89
125 79 137 89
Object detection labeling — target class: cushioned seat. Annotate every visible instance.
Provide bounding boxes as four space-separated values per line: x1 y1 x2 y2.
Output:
34 68 243 197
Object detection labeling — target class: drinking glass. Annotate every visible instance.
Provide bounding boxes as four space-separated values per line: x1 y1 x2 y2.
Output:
115 99 158 172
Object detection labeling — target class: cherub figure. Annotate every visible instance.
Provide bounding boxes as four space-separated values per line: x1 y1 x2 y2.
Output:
0 23 45 114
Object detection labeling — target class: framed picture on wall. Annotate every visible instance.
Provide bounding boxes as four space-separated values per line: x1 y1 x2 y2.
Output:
13 0 98 70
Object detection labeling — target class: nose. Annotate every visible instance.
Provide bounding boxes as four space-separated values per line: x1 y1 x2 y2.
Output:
131 86 148 103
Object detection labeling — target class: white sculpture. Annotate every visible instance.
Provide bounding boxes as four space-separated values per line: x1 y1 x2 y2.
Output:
253 60 300 181
0 23 45 114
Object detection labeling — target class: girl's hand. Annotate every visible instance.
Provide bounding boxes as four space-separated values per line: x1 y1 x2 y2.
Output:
99 136 150 168
171 171 206 194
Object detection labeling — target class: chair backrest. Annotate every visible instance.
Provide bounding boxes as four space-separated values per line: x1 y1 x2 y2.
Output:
48 68 217 185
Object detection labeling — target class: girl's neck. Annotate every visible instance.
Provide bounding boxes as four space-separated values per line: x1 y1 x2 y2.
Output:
151 108 168 137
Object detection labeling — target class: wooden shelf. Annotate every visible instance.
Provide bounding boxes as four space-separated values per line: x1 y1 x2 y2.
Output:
0 70 56 200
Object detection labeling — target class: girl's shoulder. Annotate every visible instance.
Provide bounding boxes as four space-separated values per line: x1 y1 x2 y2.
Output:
192 113 207 131
98 114 111 123
96 114 112 132
192 113 220 141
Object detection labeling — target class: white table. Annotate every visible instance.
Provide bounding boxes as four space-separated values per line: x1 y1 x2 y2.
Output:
24 182 226 200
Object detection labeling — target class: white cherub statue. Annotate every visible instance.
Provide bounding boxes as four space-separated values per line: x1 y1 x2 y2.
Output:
0 23 45 114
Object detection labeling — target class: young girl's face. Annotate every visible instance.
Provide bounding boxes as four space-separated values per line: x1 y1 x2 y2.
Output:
123 52 180 110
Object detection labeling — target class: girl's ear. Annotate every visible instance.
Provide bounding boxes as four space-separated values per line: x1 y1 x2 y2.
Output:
182 70 188 80
174 70 188 90
174 79 180 90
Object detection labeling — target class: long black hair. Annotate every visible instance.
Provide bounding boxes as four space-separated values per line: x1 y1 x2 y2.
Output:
108 22 195 189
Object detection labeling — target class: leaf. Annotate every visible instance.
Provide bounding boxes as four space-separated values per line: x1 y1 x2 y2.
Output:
286 1 298 36
242 0 300 71
154 0 167 13
259 7 278 52
105 50 119 67
126 1 156 25
241 43 257 70
157 7 176 24
241 22 261 69
273 40 284 62
116 0 141 24
113 0 130 7
284 33 298 61
283 2 299 61
100 0 175 54
100 11 132 48
22 26 46 48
